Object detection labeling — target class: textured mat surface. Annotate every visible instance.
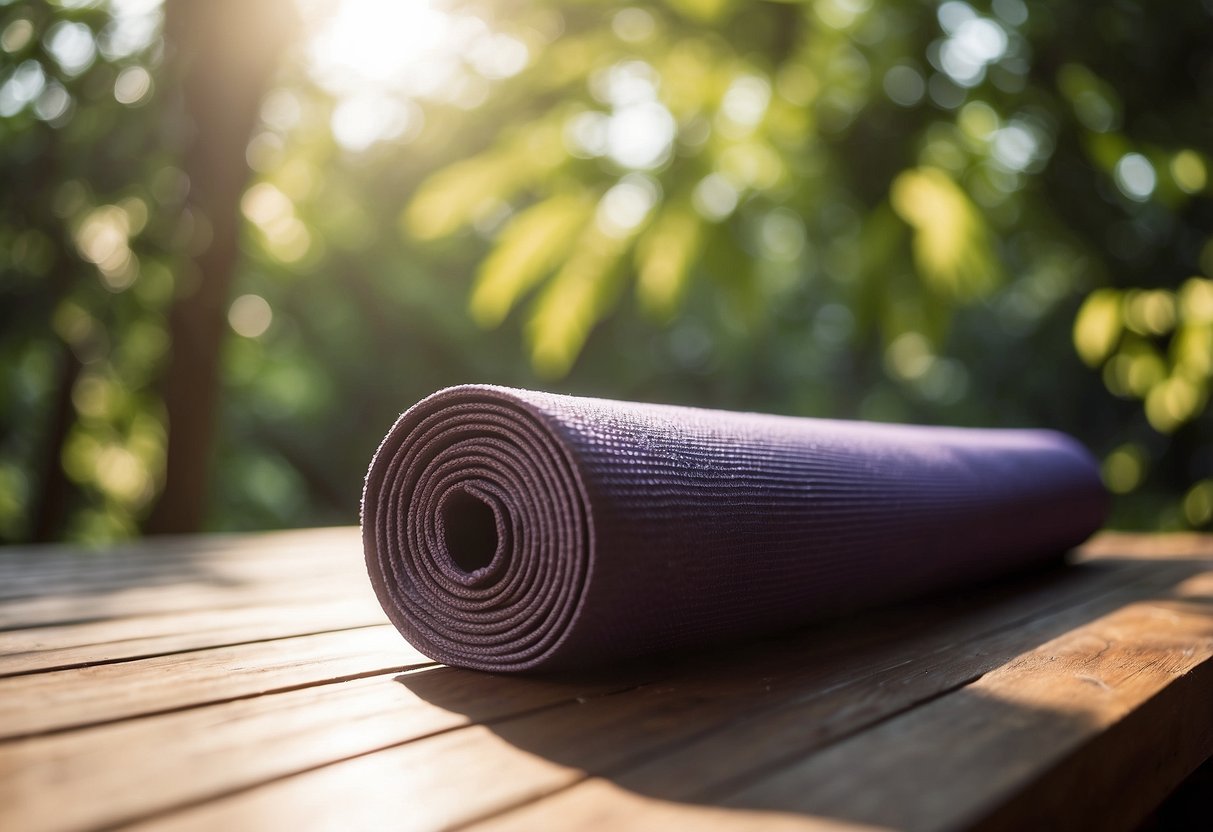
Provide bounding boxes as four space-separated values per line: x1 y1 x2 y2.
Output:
361 386 1108 672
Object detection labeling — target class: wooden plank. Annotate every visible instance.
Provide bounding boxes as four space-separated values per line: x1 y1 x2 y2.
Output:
705 570 1213 832
0 557 351 603
1077 532 1213 561
469 780 826 831
0 531 370 631
461 557 1213 831
121 553 1204 831
0 598 388 676
974 655 1213 832
0 669 635 832
0 625 430 739
0 526 359 569
3 531 1208 832
0 528 358 590
0 570 375 631
0 527 362 604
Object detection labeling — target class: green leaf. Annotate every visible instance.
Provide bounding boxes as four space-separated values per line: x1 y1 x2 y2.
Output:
890 167 1002 301
527 227 626 378
402 117 569 241
403 154 517 241
1073 288 1123 367
634 203 702 320
470 192 593 327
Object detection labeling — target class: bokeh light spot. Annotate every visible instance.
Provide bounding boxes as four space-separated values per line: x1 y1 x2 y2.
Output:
1145 376 1201 432
45 20 96 76
34 82 72 123
99 0 164 61
607 101 675 170
0 60 47 117
1170 150 1207 194
1123 290 1175 335
76 205 132 276
564 111 609 158
1180 277 1213 324
468 34 528 80
229 294 273 338
330 94 418 151
720 75 771 131
990 123 1038 172
1103 445 1145 493
1 18 34 53
612 7 655 43
883 65 924 107
595 175 658 238
114 65 152 105
1072 289 1122 366
1113 153 1156 201
692 173 739 221
1183 480 1213 527
885 332 934 381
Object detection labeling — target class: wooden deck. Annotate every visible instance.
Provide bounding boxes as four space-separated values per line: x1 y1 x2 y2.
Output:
2 529 1211 831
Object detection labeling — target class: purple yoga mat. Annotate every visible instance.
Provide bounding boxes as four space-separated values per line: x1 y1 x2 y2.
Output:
361 385 1108 672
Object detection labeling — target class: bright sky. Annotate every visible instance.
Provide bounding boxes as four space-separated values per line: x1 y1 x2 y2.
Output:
303 0 529 151
306 0 454 93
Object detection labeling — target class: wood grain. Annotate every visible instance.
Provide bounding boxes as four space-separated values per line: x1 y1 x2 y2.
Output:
0 625 429 739
0 669 634 832
714 572 1213 832
0 527 366 629
438 561 1213 831
118 555 1211 831
1 530 1210 832
0 598 388 676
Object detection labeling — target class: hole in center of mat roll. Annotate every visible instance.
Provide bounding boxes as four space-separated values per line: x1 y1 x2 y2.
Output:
441 492 498 575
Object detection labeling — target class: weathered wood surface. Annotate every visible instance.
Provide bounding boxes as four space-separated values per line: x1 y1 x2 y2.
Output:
1 529 1210 832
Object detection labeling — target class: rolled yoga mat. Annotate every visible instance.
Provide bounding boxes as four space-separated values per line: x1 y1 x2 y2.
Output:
361 385 1109 672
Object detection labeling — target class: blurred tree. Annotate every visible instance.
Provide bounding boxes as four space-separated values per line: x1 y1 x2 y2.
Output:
1 0 1211 543
1 0 174 542
145 0 297 533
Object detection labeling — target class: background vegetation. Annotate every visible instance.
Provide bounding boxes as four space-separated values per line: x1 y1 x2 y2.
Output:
2 0 1211 544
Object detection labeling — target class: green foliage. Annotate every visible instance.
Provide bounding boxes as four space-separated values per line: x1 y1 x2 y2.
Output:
0 0 173 542
389 0 1213 529
1074 279 1213 435
3 0 1213 542
471 192 594 328
890 166 1002 300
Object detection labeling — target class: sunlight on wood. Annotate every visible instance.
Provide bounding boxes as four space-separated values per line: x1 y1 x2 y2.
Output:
2 531 1211 831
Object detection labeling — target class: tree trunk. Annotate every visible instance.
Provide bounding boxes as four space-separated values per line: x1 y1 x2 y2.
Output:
145 0 297 534
30 342 82 541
